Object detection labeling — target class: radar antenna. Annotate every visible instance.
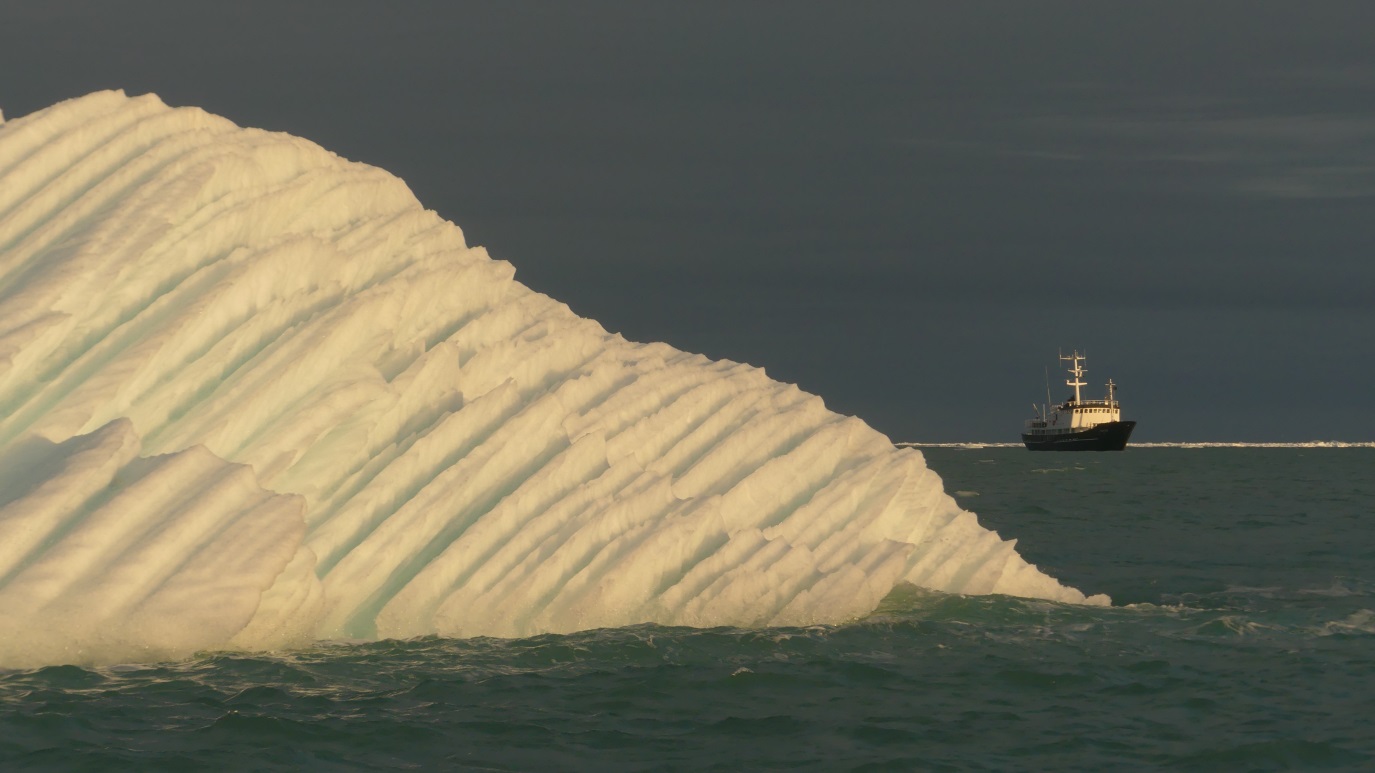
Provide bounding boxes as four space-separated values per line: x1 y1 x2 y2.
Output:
1060 350 1087 404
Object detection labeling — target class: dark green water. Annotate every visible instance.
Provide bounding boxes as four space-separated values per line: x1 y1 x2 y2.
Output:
2 449 1372 771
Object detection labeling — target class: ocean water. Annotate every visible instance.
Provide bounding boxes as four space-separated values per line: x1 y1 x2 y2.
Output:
1 448 1371 771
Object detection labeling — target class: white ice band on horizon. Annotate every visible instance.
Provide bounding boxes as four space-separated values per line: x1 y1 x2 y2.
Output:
0 91 1105 668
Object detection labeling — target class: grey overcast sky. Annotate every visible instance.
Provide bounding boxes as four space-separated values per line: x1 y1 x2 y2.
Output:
2 1 1373 441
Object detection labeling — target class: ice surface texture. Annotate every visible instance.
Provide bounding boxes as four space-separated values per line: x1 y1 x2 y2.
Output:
0 92 1103 666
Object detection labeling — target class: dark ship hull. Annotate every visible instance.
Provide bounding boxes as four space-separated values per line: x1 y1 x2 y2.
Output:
1022 420 1136 451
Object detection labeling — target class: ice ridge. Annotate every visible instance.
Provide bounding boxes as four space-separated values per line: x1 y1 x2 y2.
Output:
0 92 1103 667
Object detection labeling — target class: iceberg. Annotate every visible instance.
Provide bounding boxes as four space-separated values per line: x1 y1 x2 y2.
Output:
0 91 1104 667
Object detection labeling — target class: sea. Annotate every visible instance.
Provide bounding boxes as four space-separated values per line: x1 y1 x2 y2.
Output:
2 446 1372 771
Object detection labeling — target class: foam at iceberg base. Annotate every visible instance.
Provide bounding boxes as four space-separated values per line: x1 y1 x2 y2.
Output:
0 91 1106 667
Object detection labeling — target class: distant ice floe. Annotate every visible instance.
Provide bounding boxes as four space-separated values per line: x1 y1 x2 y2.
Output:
1131 442 1375 448
898 443 1021 449
0 92 1104 667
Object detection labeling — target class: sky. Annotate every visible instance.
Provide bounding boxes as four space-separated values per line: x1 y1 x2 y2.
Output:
2 1 1372 442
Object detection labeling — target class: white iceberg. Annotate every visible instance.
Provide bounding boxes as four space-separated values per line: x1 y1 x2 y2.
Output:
0 91 1104 667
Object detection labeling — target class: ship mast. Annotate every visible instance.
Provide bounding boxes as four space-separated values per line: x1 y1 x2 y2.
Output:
1061 350 1086 404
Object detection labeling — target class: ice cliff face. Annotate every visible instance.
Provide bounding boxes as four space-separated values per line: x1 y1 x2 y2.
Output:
0 91 1104 667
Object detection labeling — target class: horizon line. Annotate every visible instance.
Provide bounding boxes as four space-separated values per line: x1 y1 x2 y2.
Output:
898 441 1375 449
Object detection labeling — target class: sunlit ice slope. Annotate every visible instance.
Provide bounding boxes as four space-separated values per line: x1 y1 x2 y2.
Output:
0 91 1105 666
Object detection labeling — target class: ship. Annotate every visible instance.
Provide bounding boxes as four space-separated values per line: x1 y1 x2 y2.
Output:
1022 351 1135 451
